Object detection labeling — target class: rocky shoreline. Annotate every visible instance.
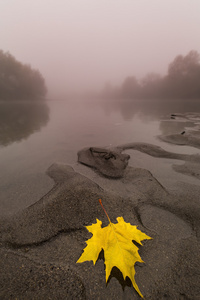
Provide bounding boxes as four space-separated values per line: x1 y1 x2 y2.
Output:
1 112 200 299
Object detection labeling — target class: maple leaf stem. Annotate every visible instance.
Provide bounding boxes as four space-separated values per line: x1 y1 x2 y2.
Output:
99 199 111 224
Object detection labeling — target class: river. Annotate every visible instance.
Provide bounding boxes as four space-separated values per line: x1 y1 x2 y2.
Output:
1 99 200 215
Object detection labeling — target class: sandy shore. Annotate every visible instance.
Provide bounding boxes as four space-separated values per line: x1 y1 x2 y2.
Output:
1 112 200 299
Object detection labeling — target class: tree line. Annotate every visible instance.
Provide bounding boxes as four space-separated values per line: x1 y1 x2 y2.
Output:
0 50 47 100
102 50 200 100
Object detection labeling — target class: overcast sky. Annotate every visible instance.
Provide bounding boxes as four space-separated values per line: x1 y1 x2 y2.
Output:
1 0 200 96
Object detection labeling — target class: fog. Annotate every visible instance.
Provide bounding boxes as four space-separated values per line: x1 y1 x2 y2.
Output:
0 0 200 97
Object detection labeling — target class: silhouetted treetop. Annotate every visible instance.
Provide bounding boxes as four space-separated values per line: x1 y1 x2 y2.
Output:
102 50 200 100
168 50 200 78
0 50 47 100
121 76 140 98
165 50 200 98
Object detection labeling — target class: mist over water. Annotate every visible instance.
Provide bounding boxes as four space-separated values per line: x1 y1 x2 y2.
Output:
1 1 200 96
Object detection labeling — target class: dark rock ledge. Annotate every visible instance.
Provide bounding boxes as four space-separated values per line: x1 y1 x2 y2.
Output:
78 147 130 178
78 143 200 180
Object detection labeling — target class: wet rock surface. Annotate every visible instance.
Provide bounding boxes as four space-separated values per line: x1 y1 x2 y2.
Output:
1 158 200 299
159 112 200 149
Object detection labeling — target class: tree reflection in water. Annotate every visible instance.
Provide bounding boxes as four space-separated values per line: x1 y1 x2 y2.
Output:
0 101 49 146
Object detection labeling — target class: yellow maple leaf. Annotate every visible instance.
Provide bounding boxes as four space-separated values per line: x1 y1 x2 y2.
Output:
77 199 152 298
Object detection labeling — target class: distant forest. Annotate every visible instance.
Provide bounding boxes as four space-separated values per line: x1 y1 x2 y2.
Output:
102 50 200 100
0 50 47 100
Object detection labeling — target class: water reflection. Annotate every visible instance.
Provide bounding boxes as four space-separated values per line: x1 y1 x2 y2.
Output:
100 98 200 121
0 101 49 146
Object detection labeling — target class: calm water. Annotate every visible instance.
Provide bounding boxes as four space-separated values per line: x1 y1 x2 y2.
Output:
1 99 200 215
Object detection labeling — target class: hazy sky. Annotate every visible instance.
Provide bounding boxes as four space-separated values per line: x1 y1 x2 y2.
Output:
1 0 200 96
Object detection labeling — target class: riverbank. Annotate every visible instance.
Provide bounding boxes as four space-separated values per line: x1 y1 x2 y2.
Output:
1 112 200 299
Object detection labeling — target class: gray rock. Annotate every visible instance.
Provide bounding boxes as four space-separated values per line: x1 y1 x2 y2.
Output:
0 248 86 300
78 147 130 178
138 204 193 241
0 163 134 246
0 162 200 299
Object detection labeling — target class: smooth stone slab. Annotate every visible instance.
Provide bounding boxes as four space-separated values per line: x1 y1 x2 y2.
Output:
173 160 200 179
138 204 193 241
159 132 200 148
158 112 200 149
